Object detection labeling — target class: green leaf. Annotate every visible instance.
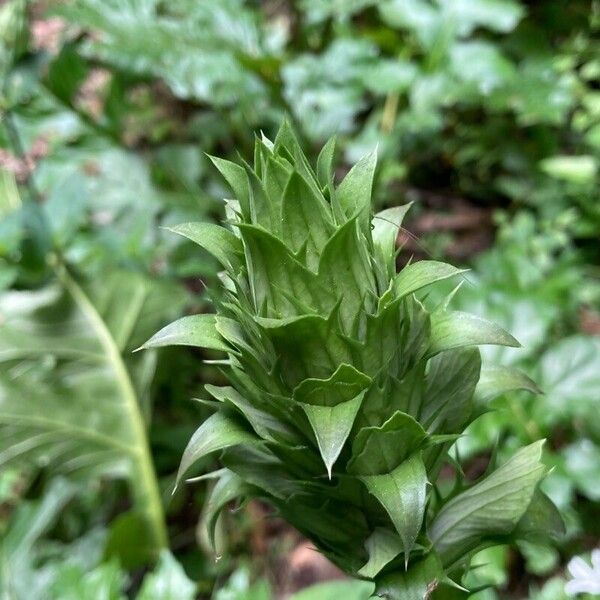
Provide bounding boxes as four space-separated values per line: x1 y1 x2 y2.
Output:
316 136 336 190
292 365 372 477
136 551 196 600
293 363 372 407
208 155 250 216
139 314 230 352
514 489 565 541
176 412 260 487
475 365 541 403
430 441 548 566
540 155 597 184
538 336 600 419
205 384 294 443
394 261 468 299
166 222 243 271
374 553 445 600
422 348 481 433
256 314 354 388
204 469 251 551
349 411 427 475
0 478 77 599
360 453 428 561
104 511 157 570
0 269 181 552
289 580 375 600
301 392 365 478
336 149 377 229
371 204 412 277
238 223 320 318
358 528 405 578
428 311 520 356
281 171 333 270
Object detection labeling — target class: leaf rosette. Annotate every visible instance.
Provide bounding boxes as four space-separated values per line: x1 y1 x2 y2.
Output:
143 123 562 595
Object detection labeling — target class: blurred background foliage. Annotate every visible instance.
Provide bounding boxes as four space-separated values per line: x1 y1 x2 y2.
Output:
0 0 598 598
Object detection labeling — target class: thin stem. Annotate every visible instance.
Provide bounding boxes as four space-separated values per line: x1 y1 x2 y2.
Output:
54 261 168 551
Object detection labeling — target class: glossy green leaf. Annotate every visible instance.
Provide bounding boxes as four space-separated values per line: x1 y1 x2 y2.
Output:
205 384 293 442
208 155 250 216
302 392 365 478
238 223 320 317
374 553 445 600
204 469 251 551
316 135 336 190
349 411 427 475
281 171 333 269
430 441 547 566
176 412 260 486
358 528 405 578
422 348 481 433
166 222 243 271
371 204 412 276
336 149 377 229
317 218 377 332
428 310 520 356
293 363 371 407
0 270 183 551
139 314 230 352
360 453 428 561
394 261 468 299
475 365 541 403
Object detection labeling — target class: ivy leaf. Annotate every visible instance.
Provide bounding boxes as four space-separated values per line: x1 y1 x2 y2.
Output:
360 453 428 562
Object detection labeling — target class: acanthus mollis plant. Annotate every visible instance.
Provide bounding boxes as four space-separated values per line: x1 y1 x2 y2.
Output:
142 123 563 598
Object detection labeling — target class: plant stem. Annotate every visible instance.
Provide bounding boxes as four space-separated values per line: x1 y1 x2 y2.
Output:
55 261 168 551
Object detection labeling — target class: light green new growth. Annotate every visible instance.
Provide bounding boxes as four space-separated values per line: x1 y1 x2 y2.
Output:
143 122 563 597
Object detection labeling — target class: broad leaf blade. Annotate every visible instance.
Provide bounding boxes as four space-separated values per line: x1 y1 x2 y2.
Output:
336 149 377 230
358 528 405 578
176 412 260 487
360 453 428 561
166 222 243 271
139 314 230 352
394 261 468 299
374 553 444 600
349 411 427 475
429 441 547 566
475 365 541 403
301 392 365 478
428 311 520 356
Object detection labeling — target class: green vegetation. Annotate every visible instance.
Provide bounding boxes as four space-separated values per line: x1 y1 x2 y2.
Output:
0 0 598 598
